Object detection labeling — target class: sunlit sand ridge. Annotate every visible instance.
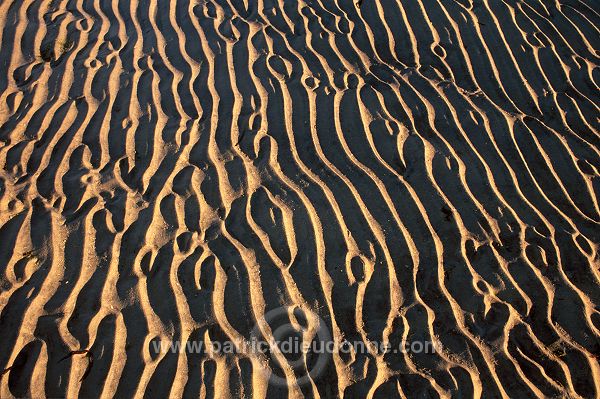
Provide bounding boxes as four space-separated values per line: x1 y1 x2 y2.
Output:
0 0 599 397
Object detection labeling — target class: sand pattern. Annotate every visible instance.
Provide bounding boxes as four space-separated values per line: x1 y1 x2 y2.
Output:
0 0 599 397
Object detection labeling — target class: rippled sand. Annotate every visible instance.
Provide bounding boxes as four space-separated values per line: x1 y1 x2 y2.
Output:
0 0 599 397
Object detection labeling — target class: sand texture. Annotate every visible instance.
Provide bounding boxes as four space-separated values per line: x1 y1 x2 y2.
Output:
0 0 599 397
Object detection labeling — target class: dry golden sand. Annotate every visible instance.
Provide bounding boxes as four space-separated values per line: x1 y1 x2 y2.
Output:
0 0 599 397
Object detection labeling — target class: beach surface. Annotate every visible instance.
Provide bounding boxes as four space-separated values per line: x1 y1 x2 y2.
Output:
0 0 599 397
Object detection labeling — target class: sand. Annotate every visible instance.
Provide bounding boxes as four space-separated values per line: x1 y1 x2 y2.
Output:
0 0 599 397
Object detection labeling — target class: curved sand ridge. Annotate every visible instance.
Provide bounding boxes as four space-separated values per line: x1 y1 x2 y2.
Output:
0 0 599 397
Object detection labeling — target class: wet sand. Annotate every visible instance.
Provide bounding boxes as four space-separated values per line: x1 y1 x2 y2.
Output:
0 0 599 397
